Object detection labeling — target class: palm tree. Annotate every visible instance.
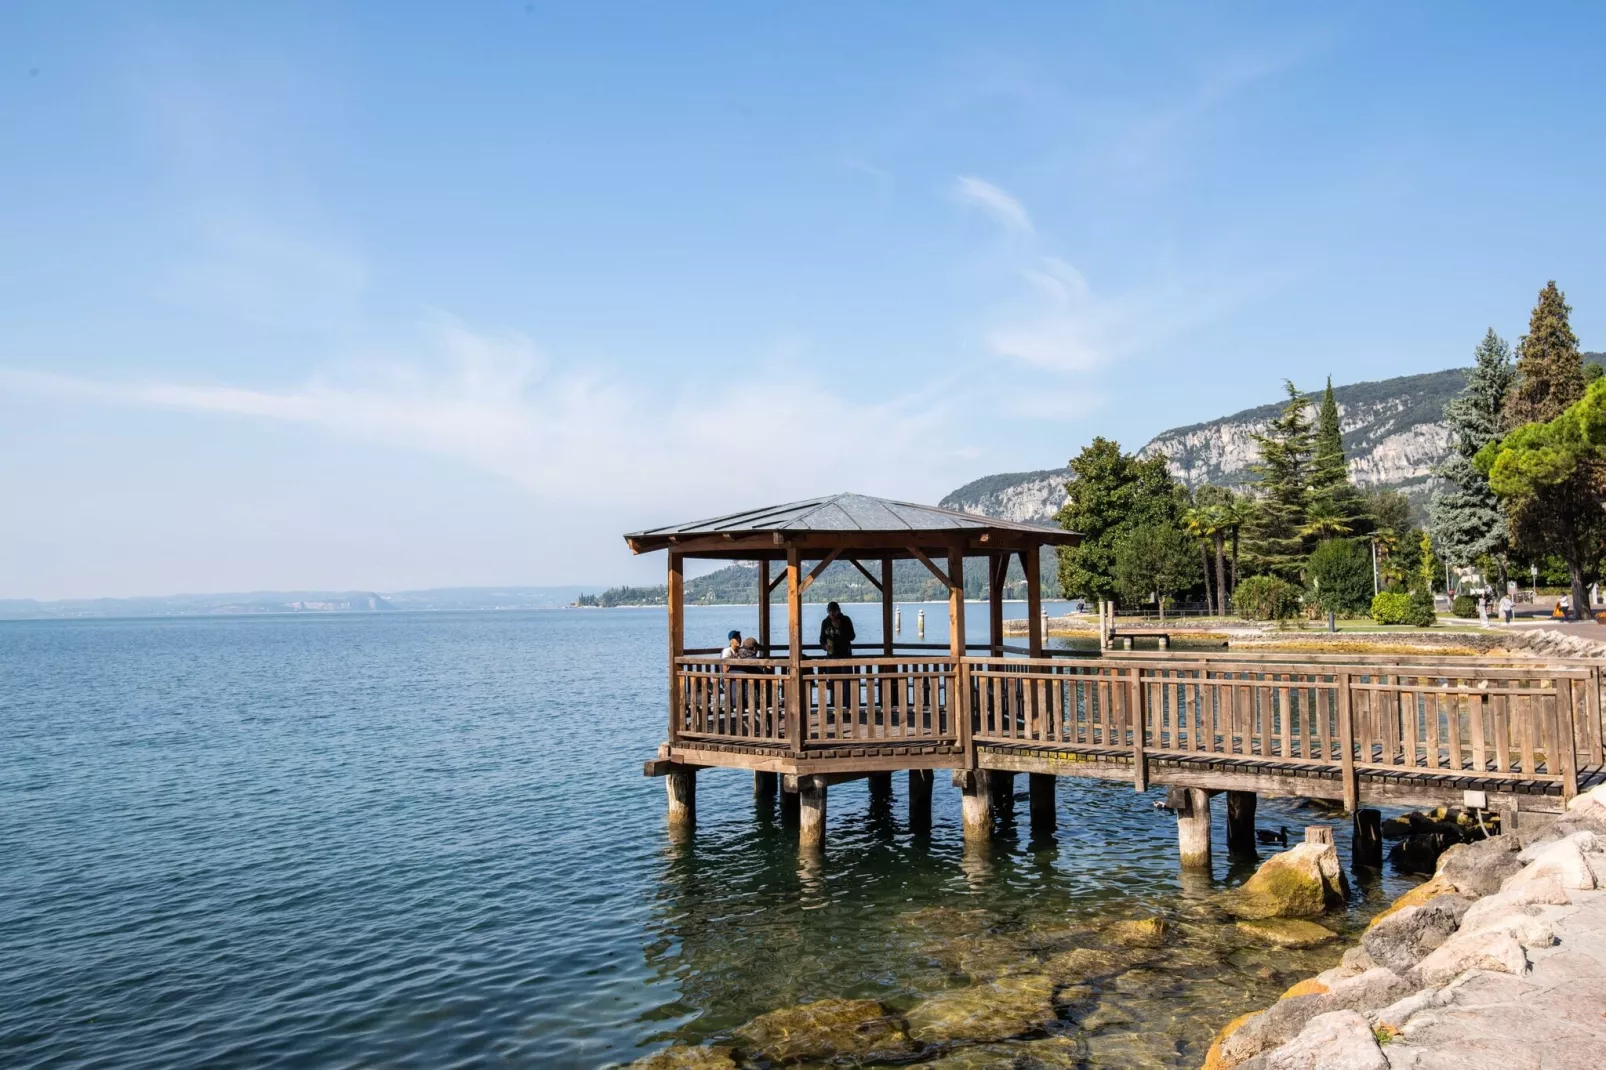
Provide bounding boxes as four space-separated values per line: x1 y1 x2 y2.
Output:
1183 506 1219 614
1204 503 1231 616
1215 495 1254 604
1299 499 1354 542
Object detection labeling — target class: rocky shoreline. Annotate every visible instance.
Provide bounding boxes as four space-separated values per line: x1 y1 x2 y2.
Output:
1202 786 1606 1069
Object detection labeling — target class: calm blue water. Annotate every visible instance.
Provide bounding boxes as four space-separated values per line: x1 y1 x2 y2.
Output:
0 608 1415 1069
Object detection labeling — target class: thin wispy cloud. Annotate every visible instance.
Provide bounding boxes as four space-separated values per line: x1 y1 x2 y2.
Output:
952 175 1034 234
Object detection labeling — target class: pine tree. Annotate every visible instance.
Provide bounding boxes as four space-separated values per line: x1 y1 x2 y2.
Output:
1505 281 1585 427
1430 329 1512 569
1244 381 1316 580
1311 377 1347 493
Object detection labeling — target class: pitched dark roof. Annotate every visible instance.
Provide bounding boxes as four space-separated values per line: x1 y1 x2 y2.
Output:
625 492 1078 548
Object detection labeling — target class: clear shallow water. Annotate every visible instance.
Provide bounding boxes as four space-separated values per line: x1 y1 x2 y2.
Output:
0 608 1419 1069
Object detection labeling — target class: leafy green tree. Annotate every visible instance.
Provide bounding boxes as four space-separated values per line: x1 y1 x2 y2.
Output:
1478 377 1606 619
1417 529 1442 595
1306 538 1374 616
1245 381 1316 579
1054 438 1183 603
1430 329 1513 576
1114 522 1203 621
1504 280 1586 427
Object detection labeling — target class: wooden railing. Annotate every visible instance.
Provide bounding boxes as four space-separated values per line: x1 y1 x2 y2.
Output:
675 658 791 744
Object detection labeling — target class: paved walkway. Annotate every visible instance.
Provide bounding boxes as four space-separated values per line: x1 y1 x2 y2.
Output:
1382 888 1606 1069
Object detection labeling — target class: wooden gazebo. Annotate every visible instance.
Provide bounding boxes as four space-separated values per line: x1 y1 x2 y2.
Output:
626 492 1080 846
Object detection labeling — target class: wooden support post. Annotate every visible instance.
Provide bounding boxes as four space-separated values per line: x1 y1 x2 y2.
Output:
666 766 696 830
881 557 894 656
799 776 827 852
754 771 778 800
787 545 804 756
1024 547 1043 657
1337 672 1357 813
1226 790 1257 856
758 558 771 656
668 552 685 745
1132 667 1148 792
958 769 992 842
1029 773 1056 835
988 552 1005 657
949 545 970 766
867 771 893 803
1304 825 1334 846
1353 808 1383 869
780 780 800 827
990 770 1016 822
1177 787 1212 871
909 769 933 833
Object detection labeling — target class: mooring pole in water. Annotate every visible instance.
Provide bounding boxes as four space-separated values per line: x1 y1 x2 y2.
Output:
867 771 893 803
908 769 933 833
916 608 925 638
1353 808 1383 869
666 766 697 832
1029 773 1056 835
1226 790 1258 857
1177 787 1212 870
955 769 992 842
895 607 902 634
798 776 827 852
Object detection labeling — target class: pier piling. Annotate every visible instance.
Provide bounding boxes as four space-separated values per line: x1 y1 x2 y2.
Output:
1029 773 1056 835
779 780 800 827
1226 790 1257 857
956 769 993 842
666 767 697 830
798 777 827 852
1177 788 1212 870
908 769 933 833
867 772 893 803
1353 809 1383 869
990 771 1017 824
754 771 778 801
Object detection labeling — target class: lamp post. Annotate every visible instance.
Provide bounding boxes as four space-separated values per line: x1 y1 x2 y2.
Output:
1531 563 1539 602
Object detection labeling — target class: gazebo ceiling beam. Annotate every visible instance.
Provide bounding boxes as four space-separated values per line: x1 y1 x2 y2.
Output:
907 545 959 591
848 558 883 592
797 548 844 594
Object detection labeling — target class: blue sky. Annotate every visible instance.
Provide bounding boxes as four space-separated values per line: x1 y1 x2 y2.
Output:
3 3 1604 599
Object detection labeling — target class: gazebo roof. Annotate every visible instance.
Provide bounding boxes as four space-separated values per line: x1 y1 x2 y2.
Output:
624 492 1079 557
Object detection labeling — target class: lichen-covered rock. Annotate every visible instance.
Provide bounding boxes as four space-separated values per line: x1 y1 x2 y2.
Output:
731 998 913 1063
905 973 1057 1044
1434 836 1523 897
1279 977 1330 1000
625 1045 739 1070
1366 874 1452 929
1413 928 1528 986
1235 918 1338 949
1226 843 1348 919
1107 916 1169 947
1360 894 1469 973
1238 1009 1388 1070
1203 1011 1259 1070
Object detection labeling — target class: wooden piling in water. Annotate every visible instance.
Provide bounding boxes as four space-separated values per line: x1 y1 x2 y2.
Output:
908 769 933 833
799 777 827 851
1177 788 1212 870
780 780 800 827
754 771 778 800
957 769 992 842
1353 808 1383 869
867 771 893 803
666 767 697 830
1029 773 1056 835
1226 790 1257 856
990 771 1017 823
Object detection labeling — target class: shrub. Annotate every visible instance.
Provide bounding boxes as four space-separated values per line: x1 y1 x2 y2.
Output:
1371 591 1413 625
1306 539 1374 616
1233 575 1302 621
1408 587 1437 627
1451 594 1478 618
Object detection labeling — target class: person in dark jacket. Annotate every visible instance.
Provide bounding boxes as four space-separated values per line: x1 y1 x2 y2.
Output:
819 601 856 658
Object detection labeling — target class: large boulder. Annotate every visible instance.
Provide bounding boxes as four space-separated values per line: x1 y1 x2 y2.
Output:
1236 1010 1389 1070
1413 927 1528 986
1226 843 1348 919
1502 832 1601 894
1434 837 1523 897
1360 894 1469 973
731 998 913 1063
1213 970 1412 1068
905 973 1057 1044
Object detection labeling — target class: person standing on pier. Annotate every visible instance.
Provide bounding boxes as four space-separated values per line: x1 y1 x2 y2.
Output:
820 602 856 658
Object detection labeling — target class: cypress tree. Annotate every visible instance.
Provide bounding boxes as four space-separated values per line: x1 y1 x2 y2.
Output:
1505 281 1585 427
1245 381 1316 579
1312 377 1347 493
1430 329 1512 568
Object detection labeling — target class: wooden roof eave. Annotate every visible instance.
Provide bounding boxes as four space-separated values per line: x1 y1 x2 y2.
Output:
625 529 1081 557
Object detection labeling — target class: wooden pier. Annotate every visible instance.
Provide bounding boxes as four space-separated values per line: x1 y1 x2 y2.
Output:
628 494 1606 862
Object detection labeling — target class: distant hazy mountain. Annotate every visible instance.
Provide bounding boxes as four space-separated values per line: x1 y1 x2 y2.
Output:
941 357 1604 524
0 586 593 620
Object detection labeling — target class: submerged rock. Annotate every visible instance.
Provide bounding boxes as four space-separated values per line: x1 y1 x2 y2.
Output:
1226 843 1348 919
1082 1029 1181 1067
921 1034 1087 1069
731 998 913 1063
1107 916 1169 948
1041 946 1138 985
624 1045 738 1070
1234 918 1337 949
906 973 1057 1044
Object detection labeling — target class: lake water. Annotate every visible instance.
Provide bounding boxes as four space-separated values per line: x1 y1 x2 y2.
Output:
0 607 1419 1069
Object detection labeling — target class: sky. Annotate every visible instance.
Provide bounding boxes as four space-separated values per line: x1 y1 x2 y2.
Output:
3 3 1605 599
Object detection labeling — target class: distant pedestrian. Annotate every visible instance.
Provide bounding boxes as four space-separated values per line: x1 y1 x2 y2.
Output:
1499 594 1513 624
1478 593 1489 627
